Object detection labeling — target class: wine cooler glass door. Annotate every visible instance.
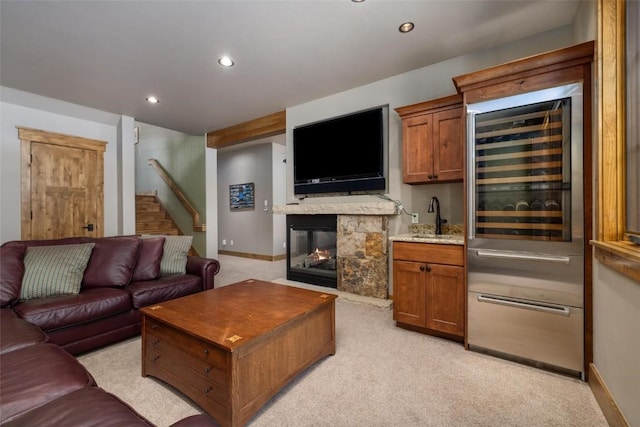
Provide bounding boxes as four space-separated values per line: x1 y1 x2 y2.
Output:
467 83 583 252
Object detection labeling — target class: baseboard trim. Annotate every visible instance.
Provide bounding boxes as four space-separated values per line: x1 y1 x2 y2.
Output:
219 250 285 262
588 363 629 427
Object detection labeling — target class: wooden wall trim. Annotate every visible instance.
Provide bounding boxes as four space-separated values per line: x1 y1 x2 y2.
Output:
588 364 630 427
591 0 640 283
218 249 285 262
206 111 285 149
452 41 595 94
395 94 462 118
17 127 107 152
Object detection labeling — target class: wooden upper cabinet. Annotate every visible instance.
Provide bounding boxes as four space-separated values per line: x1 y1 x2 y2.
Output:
395 94 463 184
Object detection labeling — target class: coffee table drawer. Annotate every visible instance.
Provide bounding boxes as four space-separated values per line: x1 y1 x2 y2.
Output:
145 339 227 387
145 348 227 405
144 320 228 368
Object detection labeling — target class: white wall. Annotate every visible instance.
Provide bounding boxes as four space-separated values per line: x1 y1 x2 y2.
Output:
272 143 287 255
0 87 129 243
592 264 640 425
217 143 281 257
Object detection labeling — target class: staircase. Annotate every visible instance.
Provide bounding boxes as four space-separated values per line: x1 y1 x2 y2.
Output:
135 194 181 236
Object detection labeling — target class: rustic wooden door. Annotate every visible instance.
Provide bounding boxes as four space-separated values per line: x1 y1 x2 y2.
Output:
19 127 106 240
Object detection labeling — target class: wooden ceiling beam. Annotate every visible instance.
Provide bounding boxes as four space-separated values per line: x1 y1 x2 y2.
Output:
206 111 286 149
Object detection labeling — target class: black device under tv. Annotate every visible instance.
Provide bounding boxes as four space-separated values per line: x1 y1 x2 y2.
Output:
293 105 388 195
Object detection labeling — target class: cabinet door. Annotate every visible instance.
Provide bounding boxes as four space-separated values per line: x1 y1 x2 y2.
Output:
433 107 463 182
392 260 426 327
402 114 434 183
426 264 465 336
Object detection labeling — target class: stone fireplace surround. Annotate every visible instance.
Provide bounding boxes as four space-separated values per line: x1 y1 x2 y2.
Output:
273 201 397 299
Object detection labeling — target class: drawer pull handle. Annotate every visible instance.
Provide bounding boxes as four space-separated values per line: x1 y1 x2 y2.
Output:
204 386 212 394
477 295 571 316
204 367 212 374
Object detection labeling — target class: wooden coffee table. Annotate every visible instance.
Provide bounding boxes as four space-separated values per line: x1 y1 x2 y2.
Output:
140 279 337 427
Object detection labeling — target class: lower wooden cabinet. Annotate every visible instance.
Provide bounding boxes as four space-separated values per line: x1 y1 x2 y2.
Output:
392 242 465 339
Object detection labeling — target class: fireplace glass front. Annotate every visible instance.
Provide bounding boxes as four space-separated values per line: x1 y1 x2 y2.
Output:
286 214 337 288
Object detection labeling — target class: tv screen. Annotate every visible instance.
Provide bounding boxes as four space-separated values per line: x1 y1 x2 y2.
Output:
293 106 387 195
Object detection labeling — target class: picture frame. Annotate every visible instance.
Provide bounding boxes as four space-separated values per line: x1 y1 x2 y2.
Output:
229 182 255 210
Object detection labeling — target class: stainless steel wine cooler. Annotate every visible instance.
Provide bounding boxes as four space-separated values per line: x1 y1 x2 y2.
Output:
466 83 585 377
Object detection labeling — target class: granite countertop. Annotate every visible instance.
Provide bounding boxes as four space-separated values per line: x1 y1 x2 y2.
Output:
389 233 464 245
389 223 465 245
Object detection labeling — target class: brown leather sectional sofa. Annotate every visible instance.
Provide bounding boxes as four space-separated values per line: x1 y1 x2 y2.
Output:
0 235 222 426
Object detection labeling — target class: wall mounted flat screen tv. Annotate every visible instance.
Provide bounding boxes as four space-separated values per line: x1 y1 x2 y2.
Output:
293 105 388 195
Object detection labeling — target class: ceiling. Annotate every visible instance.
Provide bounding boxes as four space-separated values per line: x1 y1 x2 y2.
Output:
0 1 582 136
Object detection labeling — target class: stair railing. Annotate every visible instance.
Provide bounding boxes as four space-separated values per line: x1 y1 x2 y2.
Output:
147 159 206 232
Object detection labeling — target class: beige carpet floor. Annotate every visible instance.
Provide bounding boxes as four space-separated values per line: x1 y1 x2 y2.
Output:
78 255 607 427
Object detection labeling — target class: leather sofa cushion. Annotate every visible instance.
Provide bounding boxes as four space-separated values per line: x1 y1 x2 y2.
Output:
132 236 165 282
2 387 154 427
0 343 96 423
128 274 201 309
0 244 26 307
82 237 141 288
13 287 132 332
0 309 47 355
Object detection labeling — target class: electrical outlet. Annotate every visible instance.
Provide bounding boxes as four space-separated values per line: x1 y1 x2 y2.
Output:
230 240 234 246
411 213 419 224
222 239 226 245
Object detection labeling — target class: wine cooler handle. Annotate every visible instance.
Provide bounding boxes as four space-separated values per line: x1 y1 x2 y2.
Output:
476 249 571 264
466 110 477 241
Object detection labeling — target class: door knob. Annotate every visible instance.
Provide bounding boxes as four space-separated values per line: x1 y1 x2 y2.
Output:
82 223 94 232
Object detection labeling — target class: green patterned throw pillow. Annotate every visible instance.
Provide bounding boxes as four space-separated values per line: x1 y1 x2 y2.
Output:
20 243 96 300
142 235 192 276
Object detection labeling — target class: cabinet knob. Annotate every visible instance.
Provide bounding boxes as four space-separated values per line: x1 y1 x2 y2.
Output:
204 367 212 374
426 265 432 272
420 265 425 271
203 349 209 355
151 324 158 330
428 174 433 179
153 356 160 362
152 339 160 346
433 174 438 179
204 386 212 394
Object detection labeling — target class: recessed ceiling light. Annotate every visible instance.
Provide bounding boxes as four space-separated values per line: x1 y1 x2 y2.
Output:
399 22 415 33
218 56 234 67
351 0 365 2
146 96 159 104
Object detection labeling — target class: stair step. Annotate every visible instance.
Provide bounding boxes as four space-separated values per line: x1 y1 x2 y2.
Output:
137 219 175 229
135 195 157 203
136 211 168 221
136 203 162 212
139 229 180 236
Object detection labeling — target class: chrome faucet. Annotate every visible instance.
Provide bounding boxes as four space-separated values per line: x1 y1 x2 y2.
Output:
428 196 447 235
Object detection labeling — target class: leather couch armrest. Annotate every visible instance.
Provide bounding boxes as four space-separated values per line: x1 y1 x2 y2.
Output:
186 256 220 291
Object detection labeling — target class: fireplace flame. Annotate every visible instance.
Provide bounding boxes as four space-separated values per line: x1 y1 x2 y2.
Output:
311 248 331 260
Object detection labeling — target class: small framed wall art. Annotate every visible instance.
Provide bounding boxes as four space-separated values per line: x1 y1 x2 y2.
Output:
229 182 255 210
